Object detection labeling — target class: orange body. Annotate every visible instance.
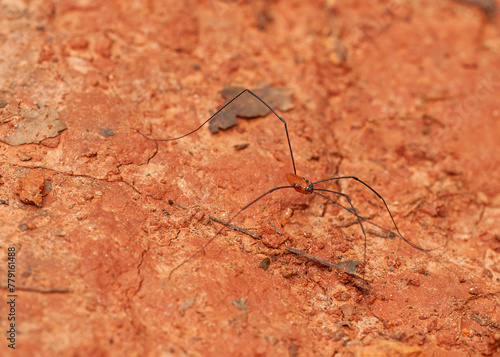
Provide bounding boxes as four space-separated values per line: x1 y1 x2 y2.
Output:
286 173 313 194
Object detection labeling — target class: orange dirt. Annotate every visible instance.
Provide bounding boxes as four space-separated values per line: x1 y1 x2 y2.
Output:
1 0 499 356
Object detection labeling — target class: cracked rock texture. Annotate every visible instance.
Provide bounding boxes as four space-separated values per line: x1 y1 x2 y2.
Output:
1 0 500 356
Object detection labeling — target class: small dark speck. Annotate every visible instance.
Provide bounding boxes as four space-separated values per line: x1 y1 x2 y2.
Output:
168 199 174 205
162 209 170 216
192 63 201 70
424 271 430 276
409 306 413 309
234 143 249 151
99 128 115 137
0 199 8 205
259 258 271 270
19 223 29 231
0 99 7 108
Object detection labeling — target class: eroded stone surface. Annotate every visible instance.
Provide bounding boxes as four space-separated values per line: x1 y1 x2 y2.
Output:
0 1 499 356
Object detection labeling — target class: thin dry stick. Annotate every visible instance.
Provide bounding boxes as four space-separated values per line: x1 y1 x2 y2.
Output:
171 200 370 282
170 200 261 240
209 216 261 240
366 228 396 239
287 247 370 282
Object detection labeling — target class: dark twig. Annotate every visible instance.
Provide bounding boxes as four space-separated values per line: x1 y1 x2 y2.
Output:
170 200 261 240
209 216 261 240
287 247 370 282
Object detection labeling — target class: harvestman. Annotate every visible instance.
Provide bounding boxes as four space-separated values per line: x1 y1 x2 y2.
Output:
139 89 430 325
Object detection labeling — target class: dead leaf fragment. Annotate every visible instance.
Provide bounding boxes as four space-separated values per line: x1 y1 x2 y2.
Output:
208 85 294 133
0 103 67 145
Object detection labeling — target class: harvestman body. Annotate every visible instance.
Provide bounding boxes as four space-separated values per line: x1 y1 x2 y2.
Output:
139 88 430 326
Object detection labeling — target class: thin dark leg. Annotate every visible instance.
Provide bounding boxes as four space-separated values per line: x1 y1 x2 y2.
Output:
313 176 428 252
138 89 297 174
168 185 293 279
313 190 387 326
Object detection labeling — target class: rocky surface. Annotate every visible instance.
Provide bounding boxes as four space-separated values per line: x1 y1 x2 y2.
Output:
0 0 499 356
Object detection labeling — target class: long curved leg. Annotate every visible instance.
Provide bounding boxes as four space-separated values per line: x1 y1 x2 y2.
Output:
138 89 297 174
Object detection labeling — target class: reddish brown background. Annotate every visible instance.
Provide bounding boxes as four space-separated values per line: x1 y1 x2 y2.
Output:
1 0 499 356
